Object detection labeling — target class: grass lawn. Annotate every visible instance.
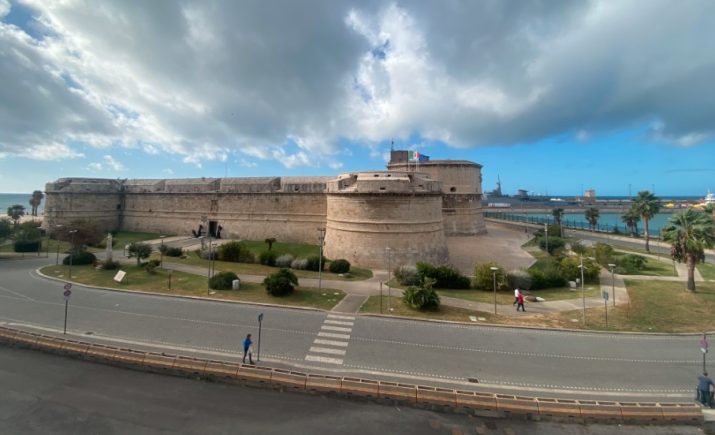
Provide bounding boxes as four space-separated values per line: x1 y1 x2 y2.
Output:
161 254 373 281
0 238 71 259
697 262 715 281
362 280 715 332
240 240 319 259
40 264 345 311
612 251 677 277
437 285 599 304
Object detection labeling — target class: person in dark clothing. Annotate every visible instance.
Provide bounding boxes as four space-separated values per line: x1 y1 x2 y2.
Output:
698 372 714 407
516 292 526 312
242 333 254 364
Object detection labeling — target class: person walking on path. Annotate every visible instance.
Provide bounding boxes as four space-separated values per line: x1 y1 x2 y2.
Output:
242 333 254 365
698 372 714 407
513 288 520 306
516 292 526 312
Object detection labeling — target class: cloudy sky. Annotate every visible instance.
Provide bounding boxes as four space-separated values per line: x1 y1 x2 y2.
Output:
1 0 714 196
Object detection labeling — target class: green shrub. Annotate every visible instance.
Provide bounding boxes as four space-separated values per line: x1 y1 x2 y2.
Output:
394 265 420 286
259 250 277 266
275 254 294 268
218 241 254 263
305 255 325 272
13 240 41 252
62 251 96 265
507 269 532 291
100 259 120 270
527 266 566 289
591 243 614 267
538 236 565 255
291 258 308 270
617 254 647 274
403 278 440 310
164 247 183 257
128 242 152 266
559 256 600 283
570 241 587 255
472 262 507 291
329 259 351 274
209 271 239 290
264 268 298 296
416 262 470 289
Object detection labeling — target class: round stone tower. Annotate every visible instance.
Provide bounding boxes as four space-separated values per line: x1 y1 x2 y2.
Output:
324 171 449 269
388 154 486 236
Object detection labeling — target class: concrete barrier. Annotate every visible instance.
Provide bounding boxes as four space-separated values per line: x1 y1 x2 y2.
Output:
306 374 342 393
341 377 379 398
0 325 705 425
455 390 498 411
416 385 457 407
378 381 417 402
271 369 307 390
536 398 582 420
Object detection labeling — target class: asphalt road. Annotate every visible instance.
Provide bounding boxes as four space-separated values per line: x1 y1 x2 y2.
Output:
0 258 708 402
0 345 700 435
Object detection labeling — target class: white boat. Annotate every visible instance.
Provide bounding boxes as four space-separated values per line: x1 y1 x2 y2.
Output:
706 190 715 204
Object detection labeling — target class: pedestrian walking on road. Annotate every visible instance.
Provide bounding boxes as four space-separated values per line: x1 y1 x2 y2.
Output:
513 288 520 305
242 333 254 365
698 372 714 407
516 292 526 312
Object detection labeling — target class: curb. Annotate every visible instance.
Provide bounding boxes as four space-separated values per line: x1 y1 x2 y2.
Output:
0 325 705 426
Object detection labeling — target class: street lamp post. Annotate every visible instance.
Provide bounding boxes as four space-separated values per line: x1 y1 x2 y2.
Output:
490 266 499 315
579 254 586 324
317 228 325 292
386 247 392 312
608 263 616 307
68 230 78 280
544 222 548 254
54 225 63 265
159 235 166 269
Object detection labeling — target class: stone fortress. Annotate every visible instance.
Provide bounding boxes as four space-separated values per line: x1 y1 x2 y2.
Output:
43 150 485 268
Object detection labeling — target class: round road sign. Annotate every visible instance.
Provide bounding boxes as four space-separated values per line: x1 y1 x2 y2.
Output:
64 283 72 291
63 289 72 298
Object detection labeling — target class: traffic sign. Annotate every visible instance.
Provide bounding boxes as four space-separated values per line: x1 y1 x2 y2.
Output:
63 289 72 299
601 291 609 301
64 283 72 291
701 337 709 354
258 313 264 322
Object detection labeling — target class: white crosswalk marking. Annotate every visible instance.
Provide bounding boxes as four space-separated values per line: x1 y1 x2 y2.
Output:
305 355 344 365
317 332 351 339
324 319 354 326
306 315 356 366
327 314 355 320
309 346 346 356
320 325 351 332
313 339 349 347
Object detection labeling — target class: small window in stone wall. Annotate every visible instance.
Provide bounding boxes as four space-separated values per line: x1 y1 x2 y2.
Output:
379 187 386 190
450 187 456 192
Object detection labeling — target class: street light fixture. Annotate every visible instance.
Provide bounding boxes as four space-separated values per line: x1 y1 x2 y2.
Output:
544 222 548 254
159 235 166 269
385 247 393 312
68 230 78 280
578 254 586 323
54 224 64 265
608 263 616 307
317 228 326 292
490 266 499 315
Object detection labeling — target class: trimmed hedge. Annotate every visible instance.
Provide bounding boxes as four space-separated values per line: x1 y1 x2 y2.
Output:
164 247 183 257
209 271 239 290
259 250 277 266
264 268 298 296
417 262 470 289
329 259 351 274
218 241 254 263
305 255 325 272
62 251 96 265
14 240 41 252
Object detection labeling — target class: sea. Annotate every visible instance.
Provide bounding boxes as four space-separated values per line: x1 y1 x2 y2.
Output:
0 193 44 214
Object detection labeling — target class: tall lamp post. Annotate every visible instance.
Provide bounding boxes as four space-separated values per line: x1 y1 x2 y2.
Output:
54 224 63 265
544 222 549 253
159 235 166 269
608 263 616 307
317 228 325 292
68 230 78 279
579 254 586 324
385 247 392 312
490 266 499 315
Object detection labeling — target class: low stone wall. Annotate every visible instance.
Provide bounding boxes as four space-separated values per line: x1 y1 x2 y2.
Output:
0 326 703 425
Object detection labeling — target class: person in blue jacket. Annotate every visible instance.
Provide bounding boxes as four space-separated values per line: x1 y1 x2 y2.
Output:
698 372 714 407
242 333 254 365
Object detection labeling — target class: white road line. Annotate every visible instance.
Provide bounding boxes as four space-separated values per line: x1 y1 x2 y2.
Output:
323 320 354 326
318 332 351 340
313 339 349 347
304 355 344 365
327 314 355 320
320 325 352 332
309 346 346 356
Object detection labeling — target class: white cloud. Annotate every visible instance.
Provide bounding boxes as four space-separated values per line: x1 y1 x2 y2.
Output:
87 162 102 171
103 155 126 171
1 0 714 169
162 168 174 175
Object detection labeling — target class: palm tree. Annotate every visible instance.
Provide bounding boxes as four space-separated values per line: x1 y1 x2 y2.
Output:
661 209 715 292
632 191 661 252
621 206 641 237
28 190 44 217
6 204 25 226
584 207 599 231
552 207 564 236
